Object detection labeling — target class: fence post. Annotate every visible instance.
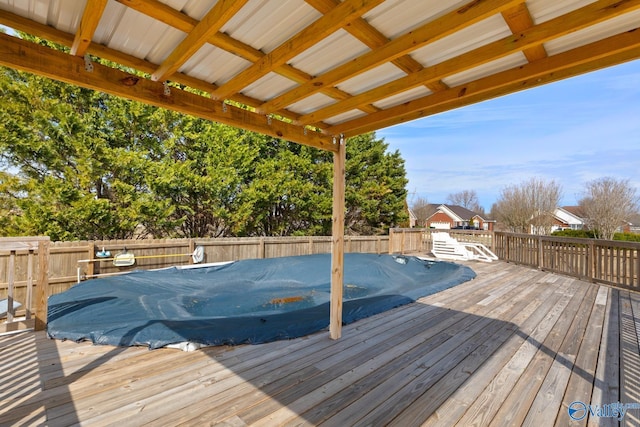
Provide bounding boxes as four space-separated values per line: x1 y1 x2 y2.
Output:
86 242 95 277
259 237 265 259
34 238 50 332
389 229 394 254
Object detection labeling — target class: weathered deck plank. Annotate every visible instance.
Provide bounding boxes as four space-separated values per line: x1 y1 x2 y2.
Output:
1 260 639 426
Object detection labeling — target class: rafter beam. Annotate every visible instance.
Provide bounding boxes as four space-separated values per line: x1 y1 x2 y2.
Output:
70 0 108 56
304 0 447 93
0 33 335 151
259 0 523 114
501 2 547 62
298 0 640 125
116 0 377 117
151 0 249 82
328 28 640 137
209 0 386 101
0 9 313 125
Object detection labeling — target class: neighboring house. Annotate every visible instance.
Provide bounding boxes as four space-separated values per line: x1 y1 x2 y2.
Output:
425 204 495 231
407 207 417 228
546 206 586 233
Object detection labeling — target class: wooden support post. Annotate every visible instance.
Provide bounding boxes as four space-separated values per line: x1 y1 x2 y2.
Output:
330 140 346 340
188 239 195 264
34 239 50 332
86 242 95 279
7 250 15 323
26 249 34 319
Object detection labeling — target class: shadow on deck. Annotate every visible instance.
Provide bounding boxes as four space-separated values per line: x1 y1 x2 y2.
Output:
1 261 638 426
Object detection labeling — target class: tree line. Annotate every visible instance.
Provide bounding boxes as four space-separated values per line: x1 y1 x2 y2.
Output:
0 66 408 241
411 178 639 240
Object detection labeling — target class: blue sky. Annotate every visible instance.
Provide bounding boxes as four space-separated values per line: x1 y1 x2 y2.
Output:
378 60 640 212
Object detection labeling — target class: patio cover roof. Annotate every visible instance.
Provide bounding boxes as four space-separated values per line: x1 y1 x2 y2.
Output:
1 0 639 151
1 0 639 338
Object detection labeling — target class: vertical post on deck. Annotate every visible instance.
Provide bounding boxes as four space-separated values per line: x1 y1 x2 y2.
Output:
330 138 346 340
35 238 50 332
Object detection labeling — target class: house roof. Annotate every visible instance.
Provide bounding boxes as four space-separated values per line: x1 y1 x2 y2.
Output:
426 204 487 222
1 0 639 151
560 205 587 219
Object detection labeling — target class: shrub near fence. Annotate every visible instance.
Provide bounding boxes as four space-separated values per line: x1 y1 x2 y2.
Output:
1 235 390 301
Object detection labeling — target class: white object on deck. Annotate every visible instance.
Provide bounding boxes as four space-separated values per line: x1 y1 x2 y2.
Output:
431 232 498 263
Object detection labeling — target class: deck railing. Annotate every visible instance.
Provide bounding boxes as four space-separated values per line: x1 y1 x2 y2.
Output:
494 232 639 290
0 237 50 332
390 228 640 290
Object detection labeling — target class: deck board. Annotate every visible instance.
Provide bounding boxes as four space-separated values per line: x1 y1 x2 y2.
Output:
1 260 639 426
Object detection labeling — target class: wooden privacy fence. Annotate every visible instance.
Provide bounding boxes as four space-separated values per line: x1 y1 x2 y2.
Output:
494 232 640 290
0 237 49 332
1 235 389 305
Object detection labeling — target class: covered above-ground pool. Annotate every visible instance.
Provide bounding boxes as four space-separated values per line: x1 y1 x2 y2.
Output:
47 253 475 349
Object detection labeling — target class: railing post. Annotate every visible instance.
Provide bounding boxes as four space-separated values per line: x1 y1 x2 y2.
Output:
7 250 16 323
589 240 596 283
538 235 543 270
34 238 50 331
26 249 34 320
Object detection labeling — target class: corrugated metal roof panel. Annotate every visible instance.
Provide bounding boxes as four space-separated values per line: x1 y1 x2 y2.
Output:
179 0 217 20
410 14 511 67
221 0 320 53
363 0 468 39
527 0 596 25
241 72 299 101
372 86 431 109
180 44 251 86
544 9 640 56
337 63 407 95
101 7 185 64
287 92 336 115
323 109 367 126
443 52 527 87
0 0 86 31
289 29 369 76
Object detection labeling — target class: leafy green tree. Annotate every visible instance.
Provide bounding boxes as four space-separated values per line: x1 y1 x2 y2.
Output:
344 133 408 234
1 64 409 239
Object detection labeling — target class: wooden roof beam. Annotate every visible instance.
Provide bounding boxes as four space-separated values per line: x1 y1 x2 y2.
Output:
0 33 335 151
151 0 249 82
116 0 377 118
258 0 523 114
209 0 386 101
70 0 108 56
298 0 640 125
329 28 640 137
501 2 547 62
304 0 447 93
0 9 314 125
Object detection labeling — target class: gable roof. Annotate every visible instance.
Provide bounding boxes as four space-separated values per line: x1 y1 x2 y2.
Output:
1 0 639 150
426 204 483 222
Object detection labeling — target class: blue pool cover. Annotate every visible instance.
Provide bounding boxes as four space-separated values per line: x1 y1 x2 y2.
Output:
47 253 475 349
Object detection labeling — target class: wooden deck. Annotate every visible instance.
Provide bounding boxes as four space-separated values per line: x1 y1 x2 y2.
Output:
1 260 639 426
